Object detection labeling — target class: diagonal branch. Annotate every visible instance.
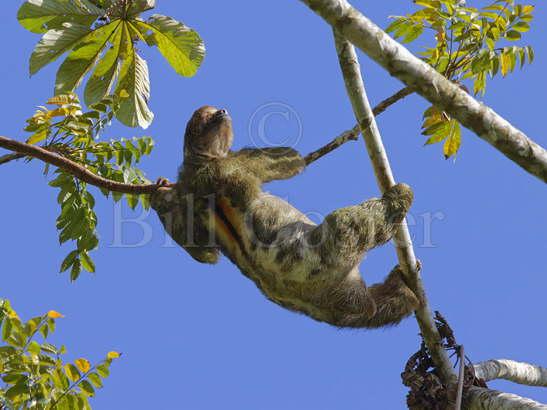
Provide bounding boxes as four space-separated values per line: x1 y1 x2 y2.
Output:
298 0 547 183
304 87 413 165
0 136 162 194
332 30 457 384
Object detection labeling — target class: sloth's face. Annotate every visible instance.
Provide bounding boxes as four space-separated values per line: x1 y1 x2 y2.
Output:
184 106 233 159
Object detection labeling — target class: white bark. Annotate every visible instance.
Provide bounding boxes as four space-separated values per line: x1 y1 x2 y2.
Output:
474 360 547 387
467 386 547 409
297 0 547 183
332 30 457 384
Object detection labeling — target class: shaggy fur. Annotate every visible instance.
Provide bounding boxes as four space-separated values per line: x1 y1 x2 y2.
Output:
151 106 420 328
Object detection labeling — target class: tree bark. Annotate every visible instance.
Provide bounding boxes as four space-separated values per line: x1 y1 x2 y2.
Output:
297 0 547 183
332 30 457 385
474 360 547 387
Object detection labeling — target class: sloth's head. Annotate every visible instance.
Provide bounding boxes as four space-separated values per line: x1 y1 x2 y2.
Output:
184 106 233 160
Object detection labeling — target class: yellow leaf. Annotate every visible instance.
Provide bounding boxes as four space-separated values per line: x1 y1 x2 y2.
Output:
119 89 130 98
107 351 121 359
47 310 64 318
75 358 91 373
46 107 70 118
8 310 19 319
47 94 75 105
501 52 510 76
27 128 48 144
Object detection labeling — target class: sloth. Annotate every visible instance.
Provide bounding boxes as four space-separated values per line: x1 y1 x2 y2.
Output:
151 106 420 328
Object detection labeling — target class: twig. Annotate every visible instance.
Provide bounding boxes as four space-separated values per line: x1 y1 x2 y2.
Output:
332 30 457 384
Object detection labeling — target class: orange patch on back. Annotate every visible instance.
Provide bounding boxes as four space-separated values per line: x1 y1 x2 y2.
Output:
214 197 244 256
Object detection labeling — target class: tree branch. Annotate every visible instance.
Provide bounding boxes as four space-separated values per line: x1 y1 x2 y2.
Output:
298 0 547 183
466 386 547 409
1 88 414 193
0 136 162 194
304 87 413 165
332 30 456 384
474 359 547 387
0 152 25 166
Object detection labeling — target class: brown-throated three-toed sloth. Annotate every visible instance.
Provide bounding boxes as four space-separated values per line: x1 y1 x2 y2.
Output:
151 106 420 328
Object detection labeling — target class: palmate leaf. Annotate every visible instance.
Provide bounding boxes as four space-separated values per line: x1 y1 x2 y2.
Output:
55 21 121 95
20 0 205 129
115 50 154 129
134 14 205 77
17 0 104 34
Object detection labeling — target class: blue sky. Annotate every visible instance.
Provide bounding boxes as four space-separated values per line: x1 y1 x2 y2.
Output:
1 1 546 409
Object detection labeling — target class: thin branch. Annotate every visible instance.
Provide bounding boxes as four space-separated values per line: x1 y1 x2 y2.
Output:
332 30 456 384
304 87 413 165
466 386 547 409
305 125 359 165
1 88 414 193
474 359 547 387
0 152 25 166
0 136 162 194
298 0 547 183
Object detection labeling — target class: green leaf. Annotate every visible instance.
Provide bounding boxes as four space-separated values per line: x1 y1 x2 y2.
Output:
60 250 79 273
2 318 13 341
27 127 49 144
5 383 30 401
115 50 154 128
80 379 95 396
135 15 205 77
28 340 41 355
70 259 82 281
511 22 530 32
47 318 56 333
29 23 92 76
41 343 57 354
80 251 96 273
473 71 486 95
526 46 534 63
504 30 521 41
84 23 125 106
17 0 103 34
126 194 139 210
443 120 461 158
55 21 120 95
65 363 81 382
2 374 28 385
96 363 110 378
39 323 49 339
402 24 424 43
88 372 103 388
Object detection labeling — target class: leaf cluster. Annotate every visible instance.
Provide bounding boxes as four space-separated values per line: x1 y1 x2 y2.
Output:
386 0 535 158
0 300 119 409
18 0 205 129
24 94 154 280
